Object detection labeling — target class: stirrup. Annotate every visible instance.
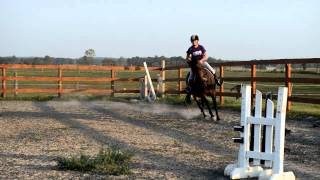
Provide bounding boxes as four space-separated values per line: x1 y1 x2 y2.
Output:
216 79 223 86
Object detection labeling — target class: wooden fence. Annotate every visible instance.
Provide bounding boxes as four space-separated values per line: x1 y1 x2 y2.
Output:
0 58 319 111
163 58 320 110
0 64 161 97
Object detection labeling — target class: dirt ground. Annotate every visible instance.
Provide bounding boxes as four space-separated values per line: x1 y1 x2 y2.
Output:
0 100 319 179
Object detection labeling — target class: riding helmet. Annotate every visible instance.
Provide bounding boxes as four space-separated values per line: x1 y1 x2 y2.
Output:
190 34 199 42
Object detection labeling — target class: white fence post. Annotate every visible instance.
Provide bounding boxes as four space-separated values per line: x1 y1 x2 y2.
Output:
156 74 163 96
253 90 262 166
224 85 295 180
273 87 287 174
265 99 274 168
240 85 251 168
14 72 18 96
139 75 148 99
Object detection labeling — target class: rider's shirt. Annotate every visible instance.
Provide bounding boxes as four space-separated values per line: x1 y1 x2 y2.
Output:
186 45 206 62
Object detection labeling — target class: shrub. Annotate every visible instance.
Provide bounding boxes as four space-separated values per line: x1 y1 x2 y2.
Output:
57 147 133 175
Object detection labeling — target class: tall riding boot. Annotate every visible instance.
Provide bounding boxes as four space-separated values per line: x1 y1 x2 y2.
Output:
214 74 223 86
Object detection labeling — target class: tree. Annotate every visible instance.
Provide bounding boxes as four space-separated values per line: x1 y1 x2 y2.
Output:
78 49 96 65
11 55 20 64
43 55 53 64
102 58 116 66
31 57 42 65
117 56 127 66
85 49 95 57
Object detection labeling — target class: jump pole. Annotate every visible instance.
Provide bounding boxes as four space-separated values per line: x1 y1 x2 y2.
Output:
143 62 156 101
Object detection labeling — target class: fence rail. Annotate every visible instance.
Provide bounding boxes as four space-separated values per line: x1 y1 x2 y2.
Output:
0 64 157 98
163 58 320 110
0 58 319 111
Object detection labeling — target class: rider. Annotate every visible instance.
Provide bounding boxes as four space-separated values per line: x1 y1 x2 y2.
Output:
185 34 222 94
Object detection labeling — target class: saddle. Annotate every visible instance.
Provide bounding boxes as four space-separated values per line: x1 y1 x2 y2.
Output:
187 60 217 87
188 68 215 86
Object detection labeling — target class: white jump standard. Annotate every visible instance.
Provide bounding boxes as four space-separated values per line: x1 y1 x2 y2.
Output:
140 62 157 102
224 85 295 180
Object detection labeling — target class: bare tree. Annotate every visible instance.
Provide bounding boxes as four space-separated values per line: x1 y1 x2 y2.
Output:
85 49 96 58
78 49 96 65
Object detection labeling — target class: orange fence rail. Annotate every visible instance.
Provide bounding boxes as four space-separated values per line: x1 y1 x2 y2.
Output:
0 64 161 98
163 58 320 110
0 58 319 111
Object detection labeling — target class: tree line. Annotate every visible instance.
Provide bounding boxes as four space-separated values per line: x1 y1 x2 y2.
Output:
0 55 224 67
0 55 317 70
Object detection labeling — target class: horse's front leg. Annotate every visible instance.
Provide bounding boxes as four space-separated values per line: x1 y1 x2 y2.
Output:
211 95 220 121
193 95 206 118
202 96 214 119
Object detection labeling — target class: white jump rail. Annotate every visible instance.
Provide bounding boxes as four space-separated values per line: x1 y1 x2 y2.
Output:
141 62 156 101
224 85 295 180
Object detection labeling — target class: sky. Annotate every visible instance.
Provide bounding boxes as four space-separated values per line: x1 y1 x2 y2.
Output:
0 0 319 60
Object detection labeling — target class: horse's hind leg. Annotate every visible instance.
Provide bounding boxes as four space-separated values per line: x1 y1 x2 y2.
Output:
211 95 220 121
202 96 214 119
193 95 206 118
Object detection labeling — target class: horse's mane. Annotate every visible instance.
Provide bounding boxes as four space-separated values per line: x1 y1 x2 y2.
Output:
189 61 215 88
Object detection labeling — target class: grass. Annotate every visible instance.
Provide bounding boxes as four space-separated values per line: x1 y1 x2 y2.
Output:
288 103 320 120
156 95 320 118
0 95 56 101
0 90 318 120
57 147 133 175
220 97 320 118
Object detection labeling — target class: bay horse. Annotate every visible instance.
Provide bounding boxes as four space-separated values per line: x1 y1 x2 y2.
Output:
186 60 220 120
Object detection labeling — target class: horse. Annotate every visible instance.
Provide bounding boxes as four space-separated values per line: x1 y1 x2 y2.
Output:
186 60 221 120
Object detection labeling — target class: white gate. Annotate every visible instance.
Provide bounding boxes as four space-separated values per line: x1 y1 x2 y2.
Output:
224 85 295 180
